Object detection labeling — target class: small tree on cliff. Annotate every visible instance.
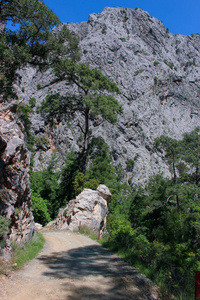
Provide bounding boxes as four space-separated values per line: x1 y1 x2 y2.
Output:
39 60 122 173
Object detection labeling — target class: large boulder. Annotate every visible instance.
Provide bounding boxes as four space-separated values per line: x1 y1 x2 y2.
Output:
54 185 111 233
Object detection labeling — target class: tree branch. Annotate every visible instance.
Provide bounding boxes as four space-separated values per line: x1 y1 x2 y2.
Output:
77 120 85 134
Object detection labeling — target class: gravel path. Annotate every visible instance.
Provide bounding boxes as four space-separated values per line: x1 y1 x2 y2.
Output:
0 231 159 299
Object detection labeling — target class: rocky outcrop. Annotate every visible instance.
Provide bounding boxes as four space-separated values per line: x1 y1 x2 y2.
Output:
54 185 110 233
17 7 200 186
0 103 36 245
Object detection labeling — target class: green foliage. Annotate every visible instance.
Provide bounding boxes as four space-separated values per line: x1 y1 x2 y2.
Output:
35 135 49 149
16 103 33 131
11 233 45 269
103 130 200 298
59 151 82 201
14 207 20 216
39 60 122 172
16 102 34 150
0 0 58 99
86 137 116 184
163 59 174 69
0 0 80 100
73 172 85 195
154 61 159 66
119 37 126 42
29 97 36 107
31 193 51 225
135 69 144 75
30 155 61 219
60 138 117 198
154 135 180 184
101 27 107 34
126 159 135 172
0 215 10 239
181 128 200 184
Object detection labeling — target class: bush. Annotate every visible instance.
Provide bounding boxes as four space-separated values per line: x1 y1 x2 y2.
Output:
126 159 135 172
35 135 49 149
29 97 36 107
0 216 10 239
31 193 51 225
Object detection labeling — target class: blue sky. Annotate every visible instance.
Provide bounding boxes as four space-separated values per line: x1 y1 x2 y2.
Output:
44 0 200 36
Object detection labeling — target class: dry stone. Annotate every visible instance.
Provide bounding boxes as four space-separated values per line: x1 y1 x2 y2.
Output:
54 185 110 233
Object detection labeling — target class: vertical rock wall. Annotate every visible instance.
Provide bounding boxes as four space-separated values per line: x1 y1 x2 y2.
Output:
0 102 36 244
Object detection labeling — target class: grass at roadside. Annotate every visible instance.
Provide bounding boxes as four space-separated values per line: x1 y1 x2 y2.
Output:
0 232 45 275
11 233 45 270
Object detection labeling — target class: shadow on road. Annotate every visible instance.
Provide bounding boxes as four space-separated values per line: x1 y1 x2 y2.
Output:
38 243 155 299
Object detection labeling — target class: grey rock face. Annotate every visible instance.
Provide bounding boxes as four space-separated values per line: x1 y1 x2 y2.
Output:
97 184 112 202
54 186 110 233
18 7 200 185
0 103 36 244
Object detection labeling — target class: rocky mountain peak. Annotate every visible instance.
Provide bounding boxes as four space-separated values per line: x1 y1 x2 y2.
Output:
15 7 200 186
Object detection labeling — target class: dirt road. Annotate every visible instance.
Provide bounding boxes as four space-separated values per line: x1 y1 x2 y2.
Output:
0 231 158 299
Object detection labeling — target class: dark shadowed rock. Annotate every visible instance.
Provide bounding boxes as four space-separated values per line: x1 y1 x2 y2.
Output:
0 104 36 247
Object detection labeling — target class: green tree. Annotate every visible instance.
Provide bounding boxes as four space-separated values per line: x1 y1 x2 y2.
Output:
154 135 180 184
0 0 80 99
154 135 181 209
59 138 117 200
30 155 61 219
40 61 122 173
181 128 200 185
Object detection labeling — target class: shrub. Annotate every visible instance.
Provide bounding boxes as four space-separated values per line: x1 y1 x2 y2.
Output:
35 135 49 149
126 159 135 172
135 69 144 75
29 97 36 107
119 37 126 42
0 216 10 239
31 193 51 225
102 27 107 34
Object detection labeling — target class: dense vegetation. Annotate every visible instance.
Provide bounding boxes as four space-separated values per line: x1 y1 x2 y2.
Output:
104 130 200 299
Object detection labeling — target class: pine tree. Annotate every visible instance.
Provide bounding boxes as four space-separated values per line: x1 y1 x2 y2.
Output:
40 60 122 173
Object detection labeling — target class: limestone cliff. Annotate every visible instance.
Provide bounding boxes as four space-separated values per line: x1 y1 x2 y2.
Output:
17 7 200 186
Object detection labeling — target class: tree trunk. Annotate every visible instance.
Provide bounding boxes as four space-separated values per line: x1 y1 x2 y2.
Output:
82 108 89 174
172 157 177 184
